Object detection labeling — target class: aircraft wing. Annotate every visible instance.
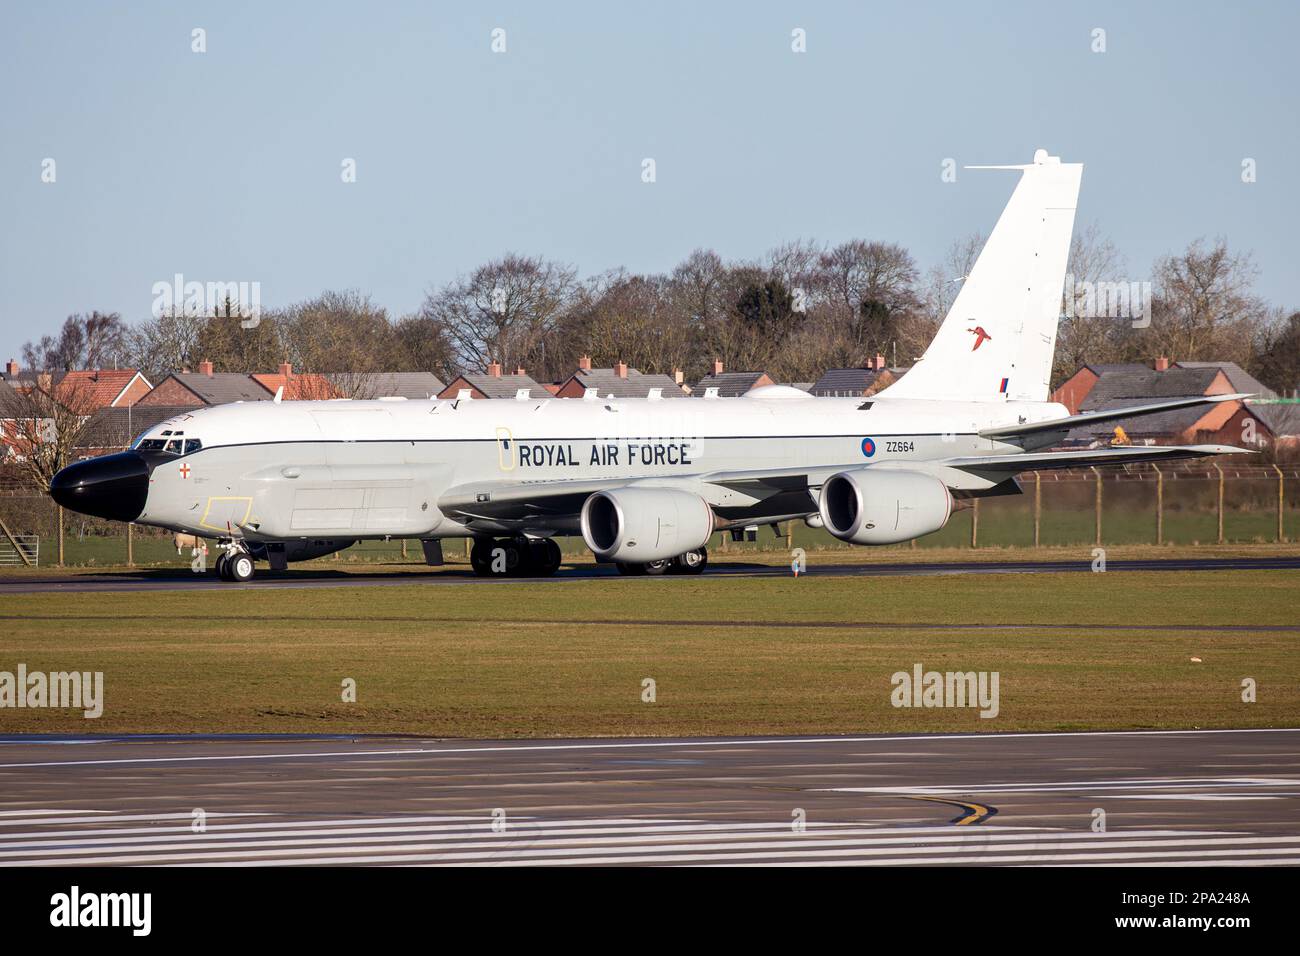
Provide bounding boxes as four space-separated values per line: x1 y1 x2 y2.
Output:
438 442 1248 529
981 394 1251 450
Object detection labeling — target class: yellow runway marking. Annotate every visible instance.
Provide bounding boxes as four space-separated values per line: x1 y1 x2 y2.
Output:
907 795 996 826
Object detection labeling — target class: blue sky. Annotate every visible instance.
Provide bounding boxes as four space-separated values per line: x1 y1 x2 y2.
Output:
2 0 1296 364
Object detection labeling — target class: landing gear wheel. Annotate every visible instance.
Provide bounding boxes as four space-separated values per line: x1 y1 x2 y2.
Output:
215 552 231 580
529 539 562 577
642 558 671 576
470 539 496 577
670 548 708 575
471 538 527 577
615 561 646 576
228 552 255 582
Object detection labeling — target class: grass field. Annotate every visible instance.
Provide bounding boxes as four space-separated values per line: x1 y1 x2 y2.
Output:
2 568 1296 737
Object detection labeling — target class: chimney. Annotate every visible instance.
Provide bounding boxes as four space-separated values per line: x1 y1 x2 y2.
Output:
487 361 502 377
4 359 17 378
615 361 628 379
279 361 293 378
873 353 886 371
673 368 684 385
712 358 724 376
578 354 592 371
1155 356 1169 372
514 366 526 376
199 360 214 377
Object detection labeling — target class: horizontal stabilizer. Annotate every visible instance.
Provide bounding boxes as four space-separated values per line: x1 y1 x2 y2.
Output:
981 393 1252 450
941 443 1249 476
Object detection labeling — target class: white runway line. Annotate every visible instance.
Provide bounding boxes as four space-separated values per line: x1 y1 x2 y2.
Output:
1 810 1295 867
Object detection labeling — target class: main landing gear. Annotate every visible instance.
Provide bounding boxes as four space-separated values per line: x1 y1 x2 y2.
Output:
470 537 563 578
615 547 708 576
214 543 255 583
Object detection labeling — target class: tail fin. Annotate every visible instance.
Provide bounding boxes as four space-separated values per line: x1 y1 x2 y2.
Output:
879 148 1082 403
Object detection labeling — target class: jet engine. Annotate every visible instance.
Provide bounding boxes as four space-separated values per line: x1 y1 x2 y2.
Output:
580 487 715 563
817 469 953 545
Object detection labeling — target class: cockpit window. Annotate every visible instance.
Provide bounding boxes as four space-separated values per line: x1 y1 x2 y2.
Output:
133 430 202 455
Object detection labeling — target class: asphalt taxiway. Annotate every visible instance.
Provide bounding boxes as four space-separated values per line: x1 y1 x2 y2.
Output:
3 554 1299 594
1 729 1297 866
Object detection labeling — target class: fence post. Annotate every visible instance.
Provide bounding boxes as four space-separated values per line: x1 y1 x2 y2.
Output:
126 522 133 567
1033 472 1041 547
401 539 408 559
1274 464 1285 543
1092 467 1102 546
1153 465 1163 545
970 497 979 548
1215 464 1225 544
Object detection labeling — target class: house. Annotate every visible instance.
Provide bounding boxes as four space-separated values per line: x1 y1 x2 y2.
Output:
809 356 902 397
139 361 275 406
438 363 546 400
0 378 26 459
553 357 686 399
1217 401 1300 452
1173 361 1276 399
1051 357 1266 416
251 363 342 401
1062 359 1242 446
38 368 153 410
1050 363 1144 415
691 360 774 397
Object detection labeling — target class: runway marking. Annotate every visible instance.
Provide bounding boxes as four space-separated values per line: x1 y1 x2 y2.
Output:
9 822 1300 867
906 795 997 825
820 775 1300 795
1 727 1295 770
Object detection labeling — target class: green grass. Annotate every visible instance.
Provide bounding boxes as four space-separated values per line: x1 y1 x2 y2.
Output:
1 570 1296 737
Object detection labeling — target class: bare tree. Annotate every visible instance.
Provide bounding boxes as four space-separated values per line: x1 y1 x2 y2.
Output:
7 376 101 490
22 312 129 371
424 255 578 379
1138 238 1267 366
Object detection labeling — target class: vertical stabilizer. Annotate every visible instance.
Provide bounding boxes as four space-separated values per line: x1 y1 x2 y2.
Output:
879 149 1082 403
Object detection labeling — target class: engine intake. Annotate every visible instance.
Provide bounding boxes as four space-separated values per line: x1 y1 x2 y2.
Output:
581 487 714 562
818 469 953 545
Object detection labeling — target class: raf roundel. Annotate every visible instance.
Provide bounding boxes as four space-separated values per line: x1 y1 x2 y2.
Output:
861 437 876 458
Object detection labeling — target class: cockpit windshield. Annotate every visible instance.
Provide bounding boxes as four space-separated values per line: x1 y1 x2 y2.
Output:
133 429 202 455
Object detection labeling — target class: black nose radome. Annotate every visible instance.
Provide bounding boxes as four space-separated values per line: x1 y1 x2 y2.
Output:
50 452 150 522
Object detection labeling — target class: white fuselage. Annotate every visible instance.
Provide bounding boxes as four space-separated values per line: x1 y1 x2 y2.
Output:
131 390 1067 543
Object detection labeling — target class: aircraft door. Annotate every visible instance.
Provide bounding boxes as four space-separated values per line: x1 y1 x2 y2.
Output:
495 427 516 472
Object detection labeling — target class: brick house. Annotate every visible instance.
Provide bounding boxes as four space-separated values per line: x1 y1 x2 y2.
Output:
139 361 276 405
691 359 774 397
553 357 685 399
438 363 546 400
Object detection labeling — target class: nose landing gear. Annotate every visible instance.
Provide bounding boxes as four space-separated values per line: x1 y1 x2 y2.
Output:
215 543 255 582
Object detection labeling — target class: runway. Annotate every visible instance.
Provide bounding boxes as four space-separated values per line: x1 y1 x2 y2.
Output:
3 554 1299 594
1 729 1297 866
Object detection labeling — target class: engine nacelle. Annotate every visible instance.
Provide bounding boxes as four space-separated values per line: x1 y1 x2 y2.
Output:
580 487 715 562
817 469 953 545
